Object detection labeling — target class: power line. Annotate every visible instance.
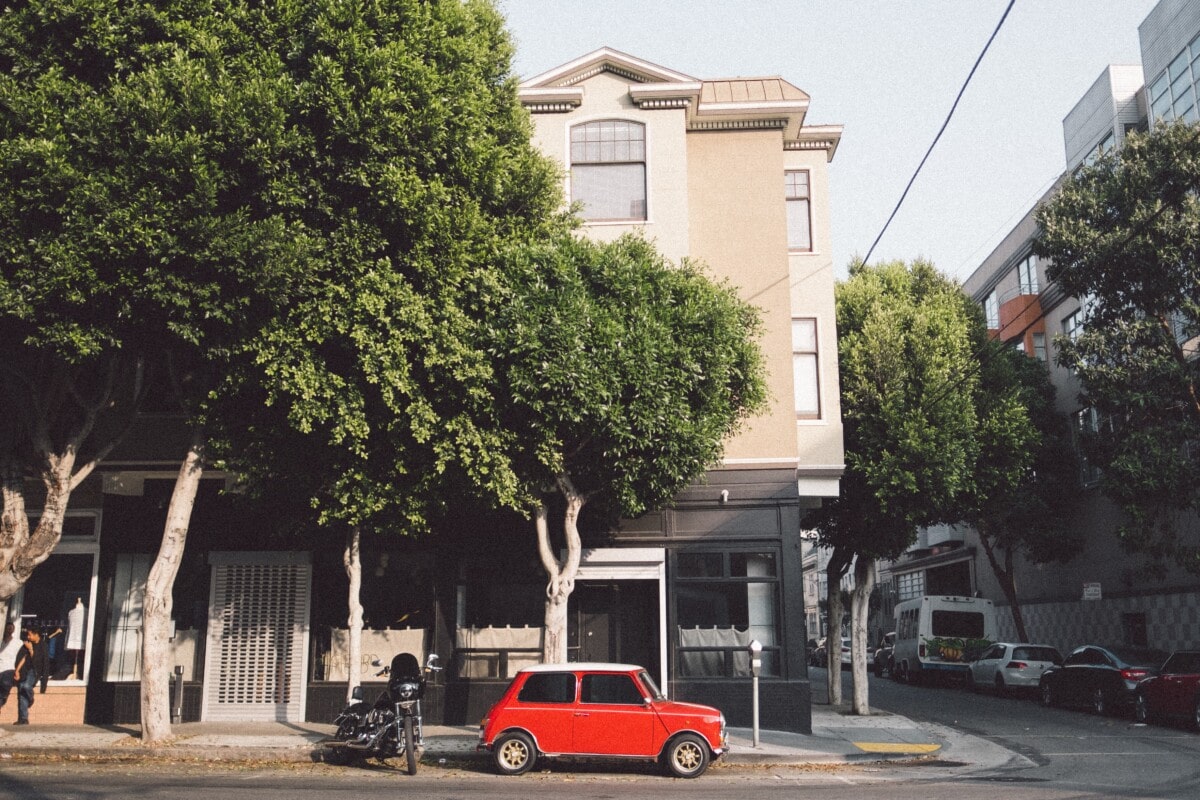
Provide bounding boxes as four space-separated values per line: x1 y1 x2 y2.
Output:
862 0 1017 266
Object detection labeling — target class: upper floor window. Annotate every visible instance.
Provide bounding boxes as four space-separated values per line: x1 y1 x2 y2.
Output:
1032 332 1047 363
785 170 812 251
983 290 999 329
792 318 820 419
1149 32 1200 126
1017 254 1038 295
570 120 646 222
1062 308 1084 342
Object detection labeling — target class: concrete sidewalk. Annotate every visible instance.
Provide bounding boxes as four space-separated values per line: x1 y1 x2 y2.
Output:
0 704 1020 770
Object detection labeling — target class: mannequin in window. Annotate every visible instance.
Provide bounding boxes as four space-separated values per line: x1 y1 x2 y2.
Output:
66 599 85 679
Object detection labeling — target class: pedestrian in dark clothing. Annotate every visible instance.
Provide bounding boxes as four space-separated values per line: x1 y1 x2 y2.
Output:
31 627 59 693
11 629 35 724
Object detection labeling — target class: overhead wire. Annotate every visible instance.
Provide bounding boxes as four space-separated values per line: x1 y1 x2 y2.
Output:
861 0 1017 265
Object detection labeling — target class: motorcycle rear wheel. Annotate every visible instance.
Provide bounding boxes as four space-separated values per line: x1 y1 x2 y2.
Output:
403 716 417 775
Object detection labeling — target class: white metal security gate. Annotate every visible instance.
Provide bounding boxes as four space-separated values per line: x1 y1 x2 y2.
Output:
202 552 311 722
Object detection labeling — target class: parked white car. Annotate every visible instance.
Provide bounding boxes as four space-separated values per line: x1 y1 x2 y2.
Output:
967 642 1063 695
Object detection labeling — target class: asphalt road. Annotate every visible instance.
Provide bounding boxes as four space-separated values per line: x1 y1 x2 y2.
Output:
3 670 1199 799
817 665 1200 798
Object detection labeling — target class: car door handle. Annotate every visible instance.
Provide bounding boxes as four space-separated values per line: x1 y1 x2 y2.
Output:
574 712 589 717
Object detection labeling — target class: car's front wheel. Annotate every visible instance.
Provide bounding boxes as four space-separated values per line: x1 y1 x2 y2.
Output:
1092 687 1108 716
1040 681 1055 707
663 733 710 778
1192 696 1200 732
493 731 537 776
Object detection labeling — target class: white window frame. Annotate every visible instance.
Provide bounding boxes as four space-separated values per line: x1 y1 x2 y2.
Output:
570 120 647 222
791 317 820 419
983 290 999 329
785 170 812 252
1017 254 1038 295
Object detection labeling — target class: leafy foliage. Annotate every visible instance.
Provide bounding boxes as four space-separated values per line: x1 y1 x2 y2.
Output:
807 259 988 558
485 234 769 519
208 0 567 530
1035 120 1200 571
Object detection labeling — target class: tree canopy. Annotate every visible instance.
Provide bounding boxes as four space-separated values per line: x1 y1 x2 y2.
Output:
482 233 769 661
1035 120 1200 571
807 259 1044 711
207 0 565 531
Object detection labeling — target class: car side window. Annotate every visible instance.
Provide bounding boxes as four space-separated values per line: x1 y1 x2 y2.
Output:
1064 649 1087 666
580 673 645 705
983 645 1003 660
517 672 577 704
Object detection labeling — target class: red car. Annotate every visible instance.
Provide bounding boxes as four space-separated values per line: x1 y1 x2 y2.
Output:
1134 650 1200 729
477 662 727 778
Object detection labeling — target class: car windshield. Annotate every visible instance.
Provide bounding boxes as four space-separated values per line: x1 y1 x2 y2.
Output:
1163 652 1200 674
1108 646 1169 667
1014 646 1061 663
638 670 664 701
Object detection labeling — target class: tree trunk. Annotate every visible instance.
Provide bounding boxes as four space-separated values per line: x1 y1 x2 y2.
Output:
824 549 851 706
0 451 74 600
0 355 143 601
537 475 585 664
140 430 204 743
344 525 363 703
980 530 1028 642
849 556 876 715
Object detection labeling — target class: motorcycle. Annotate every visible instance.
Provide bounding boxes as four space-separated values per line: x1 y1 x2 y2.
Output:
323 652 441 774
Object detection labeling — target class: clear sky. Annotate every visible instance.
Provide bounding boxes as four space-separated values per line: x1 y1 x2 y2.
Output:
498 0 1160 282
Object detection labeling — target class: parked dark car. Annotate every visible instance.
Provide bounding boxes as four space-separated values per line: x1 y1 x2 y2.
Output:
809 637 827 667
1040 644 1168 715
873 632 895 677
1134 650 1200 729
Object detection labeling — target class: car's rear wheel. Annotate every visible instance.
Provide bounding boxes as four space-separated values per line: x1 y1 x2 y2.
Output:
493 731 537 776
1135 692 1152 724
663 733 710 778
1040 681 1055 707
995 675 1007 698
1192 696 1200 732
1092 687 1108 716
965 671 977 693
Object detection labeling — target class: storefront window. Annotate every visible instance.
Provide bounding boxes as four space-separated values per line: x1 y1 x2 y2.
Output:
12 551 96 684
674 550 781 677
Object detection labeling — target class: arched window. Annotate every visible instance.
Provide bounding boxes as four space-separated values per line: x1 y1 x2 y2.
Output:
570 120 646 221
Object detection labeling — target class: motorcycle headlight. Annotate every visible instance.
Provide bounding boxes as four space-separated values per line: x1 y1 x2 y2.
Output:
397 681 419 699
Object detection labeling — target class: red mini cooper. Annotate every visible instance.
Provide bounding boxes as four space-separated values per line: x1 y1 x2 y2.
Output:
477 663 727 778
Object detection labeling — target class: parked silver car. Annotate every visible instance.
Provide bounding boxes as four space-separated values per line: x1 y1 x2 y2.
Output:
967 642 1062 695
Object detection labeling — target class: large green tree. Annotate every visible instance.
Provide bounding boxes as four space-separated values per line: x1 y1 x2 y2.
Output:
0 0 316 740
484 234 769 662
0 0 563 740
1035 120 1200 572
807 259 1027 713
961 340 1082 643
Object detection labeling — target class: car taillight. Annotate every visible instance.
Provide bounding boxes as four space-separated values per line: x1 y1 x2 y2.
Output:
1121 668 1149 681
1006 661 1028 670
918 644 925 657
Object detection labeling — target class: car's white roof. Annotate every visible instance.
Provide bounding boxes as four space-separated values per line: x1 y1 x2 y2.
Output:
517 662 646 673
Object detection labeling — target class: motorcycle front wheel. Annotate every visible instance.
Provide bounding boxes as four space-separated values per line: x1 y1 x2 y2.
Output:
403 715 417 775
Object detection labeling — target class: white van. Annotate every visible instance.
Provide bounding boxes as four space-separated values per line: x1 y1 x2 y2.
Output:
891 595 997 685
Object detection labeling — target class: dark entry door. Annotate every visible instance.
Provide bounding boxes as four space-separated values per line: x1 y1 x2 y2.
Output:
569 581 658 675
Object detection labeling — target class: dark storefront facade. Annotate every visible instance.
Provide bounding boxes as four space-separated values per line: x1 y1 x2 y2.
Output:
8 462 816 732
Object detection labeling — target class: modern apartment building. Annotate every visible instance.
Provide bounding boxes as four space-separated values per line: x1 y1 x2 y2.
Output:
1 48 845 732
876 0 1200 657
